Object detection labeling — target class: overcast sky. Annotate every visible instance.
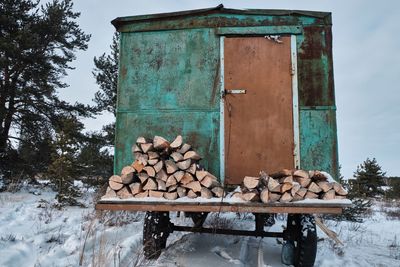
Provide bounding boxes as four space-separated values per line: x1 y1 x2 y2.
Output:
58 0 400 178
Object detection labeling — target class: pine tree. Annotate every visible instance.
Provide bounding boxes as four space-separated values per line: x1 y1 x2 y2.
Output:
92 32 119 145
353 158 386 198
47 116 83 206
0 0 93 178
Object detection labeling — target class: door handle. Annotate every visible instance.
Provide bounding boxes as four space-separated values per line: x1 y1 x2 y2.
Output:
222 89 246 97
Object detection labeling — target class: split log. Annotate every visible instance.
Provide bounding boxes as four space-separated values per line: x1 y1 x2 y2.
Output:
170 152 184 162
104 187 117 198
180 172 194 185
156 169 168 182
137 154 149 166
129 183 142 195
147 151 159 160
281 182 293 193
117 186 133 199
296 188 307 198
184 181 202 192
241 191 259 202
305 191 319 199
143 166 156 177
231 192 242 199
332 182 348 196
138 173 149 183
195 170 208 181
132 160 145 172
109 175 124 191
153 161 163 173
260 189 269 203
164 191 178 200
168 185 178 192
173 171 185 182
280 192 293 203
156 179 166 191
269 192 281 202
268 178 281 193
143 178 157 191
293 169 309 179
176 159 191 170
134 152 143 160
147 159 159 165
166 175 177 187
121 166 135 184
200 175 219 188
211 187 225 198
313 171 328 181
140 143 153 153
135 190 149 198
335 195 347 199
291 183 301 196
201 187 213 199
177 143 191 154
187 190 198 199
243 176 260 189
318 181 333 193
187 163 197 175
153 136 169 149
170 135 183 149
136 136 149 144
296 177 311 188
322 189 336 200
280 175 293 184
270 169 292 178
308 182 322 193
293 194 304 201
184 150 201 160
177 187 187 198
149 190 164 198
132 144 142 153
165 160 178 174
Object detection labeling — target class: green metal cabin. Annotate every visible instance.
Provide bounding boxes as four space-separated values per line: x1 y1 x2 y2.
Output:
112 5 338 184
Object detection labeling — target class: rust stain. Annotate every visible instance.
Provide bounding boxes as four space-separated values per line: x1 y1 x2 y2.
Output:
210 59 220 105
298 26 335 106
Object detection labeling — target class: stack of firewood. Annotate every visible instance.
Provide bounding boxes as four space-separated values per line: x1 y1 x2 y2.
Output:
103 135 225 200
236 169 348 203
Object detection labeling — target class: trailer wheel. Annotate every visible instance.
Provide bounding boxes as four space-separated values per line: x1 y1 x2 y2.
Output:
143 211 171 259
187 212 208 228
286 214 317 267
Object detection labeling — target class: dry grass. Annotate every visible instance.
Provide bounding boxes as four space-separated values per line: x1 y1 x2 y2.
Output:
206 213 235 230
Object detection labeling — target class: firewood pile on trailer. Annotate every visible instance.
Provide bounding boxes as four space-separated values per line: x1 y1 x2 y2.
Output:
104 135 225 200
102 135 348 203
237 169 348 203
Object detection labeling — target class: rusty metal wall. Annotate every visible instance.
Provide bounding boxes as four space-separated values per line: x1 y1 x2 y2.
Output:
115 28 220 176
114 9 339 180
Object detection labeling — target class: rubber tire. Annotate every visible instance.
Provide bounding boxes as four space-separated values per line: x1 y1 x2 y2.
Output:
287 214 317 267
143 211 170 259
187 212 208 228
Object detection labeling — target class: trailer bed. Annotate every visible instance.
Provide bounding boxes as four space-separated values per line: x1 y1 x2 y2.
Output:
96 198 351 214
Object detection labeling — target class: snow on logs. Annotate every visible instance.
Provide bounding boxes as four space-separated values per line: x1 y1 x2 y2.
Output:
238 169 348 203
104 135 225 200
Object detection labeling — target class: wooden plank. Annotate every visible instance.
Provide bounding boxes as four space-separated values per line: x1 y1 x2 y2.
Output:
95 201 348 214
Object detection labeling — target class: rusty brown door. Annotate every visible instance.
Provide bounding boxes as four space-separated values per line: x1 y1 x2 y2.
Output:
224 36 295 185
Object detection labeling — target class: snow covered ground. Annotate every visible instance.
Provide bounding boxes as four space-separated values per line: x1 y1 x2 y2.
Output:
0 185 399 267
